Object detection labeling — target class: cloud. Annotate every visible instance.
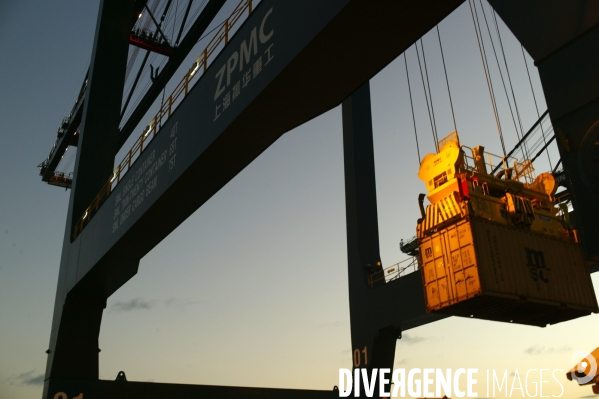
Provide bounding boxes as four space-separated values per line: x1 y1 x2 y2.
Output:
524 345 572 356
317 320 345 328
110 297 155 312
401 333 429 345
164 297 201 309
7 370 44 386
22 374 44 386
109 297 203 312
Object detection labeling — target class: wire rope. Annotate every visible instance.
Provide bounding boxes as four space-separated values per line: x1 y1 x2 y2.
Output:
59 147 77 173
122 0 210 124
521 45 552 169
436 25 458 136
491 9 531 162
414 43 438 151
124 0 160 100
125 47 141 84
403 52 421 164
419 39 439 146
172 0 179 40
552 159 562 174
477 0 522 156
122 0 256 136
121 52 161 123
182 0 208 37
61 68 87 119
469 0 506 156
196 17 228 43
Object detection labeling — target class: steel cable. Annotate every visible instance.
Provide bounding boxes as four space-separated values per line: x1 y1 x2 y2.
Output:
415 42 438 151
469 0 507 156
403 51 421 164
437 25 458 136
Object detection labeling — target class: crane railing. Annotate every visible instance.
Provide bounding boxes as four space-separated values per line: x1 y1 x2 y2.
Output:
367 257 419 288
72 0 256 240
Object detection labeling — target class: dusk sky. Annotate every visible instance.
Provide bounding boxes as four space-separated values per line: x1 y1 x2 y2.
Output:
1 1 597 398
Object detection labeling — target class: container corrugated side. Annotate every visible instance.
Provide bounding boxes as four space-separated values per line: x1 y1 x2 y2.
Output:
471 217 596 309
420 217 598 326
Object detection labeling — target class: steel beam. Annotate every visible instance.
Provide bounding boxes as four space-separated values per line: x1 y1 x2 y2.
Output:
55 0 464 320
47 378 337 399
342 83 398 396
44 0 137 395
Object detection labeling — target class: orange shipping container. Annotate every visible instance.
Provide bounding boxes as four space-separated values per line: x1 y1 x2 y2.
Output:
420 217 598 326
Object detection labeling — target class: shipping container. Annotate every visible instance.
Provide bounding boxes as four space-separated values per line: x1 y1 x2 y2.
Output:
420 216 598 326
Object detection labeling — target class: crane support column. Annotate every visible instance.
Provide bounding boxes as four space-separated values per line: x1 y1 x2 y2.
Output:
44 0 138 396
342 82 400 397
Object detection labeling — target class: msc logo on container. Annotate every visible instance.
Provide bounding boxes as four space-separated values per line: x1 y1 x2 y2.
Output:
424 247 433 259
524 248 550 283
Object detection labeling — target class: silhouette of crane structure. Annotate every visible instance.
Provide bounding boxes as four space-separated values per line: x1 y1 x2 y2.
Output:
40 0 599 398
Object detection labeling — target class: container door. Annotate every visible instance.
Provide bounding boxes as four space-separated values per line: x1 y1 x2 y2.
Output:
421 232 453 310
452 221 481 301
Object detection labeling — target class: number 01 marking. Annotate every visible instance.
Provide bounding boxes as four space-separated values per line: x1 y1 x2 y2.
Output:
53 393 82 399
352 346 368 367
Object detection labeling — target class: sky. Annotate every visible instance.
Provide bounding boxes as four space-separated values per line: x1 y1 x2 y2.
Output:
0 1 598 398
